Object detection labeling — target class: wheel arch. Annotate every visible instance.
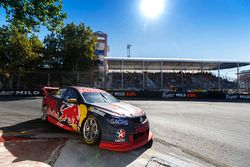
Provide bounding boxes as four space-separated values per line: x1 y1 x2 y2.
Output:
80 113 103 144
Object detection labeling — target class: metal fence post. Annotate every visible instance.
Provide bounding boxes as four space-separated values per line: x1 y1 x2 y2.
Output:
161 61 163 89
48 70 51 86
121 60 124 89
143 61 145 90
181 63 184 91
17 69 20 89
76 71 80 85
218 64 221 91
237 63 240 94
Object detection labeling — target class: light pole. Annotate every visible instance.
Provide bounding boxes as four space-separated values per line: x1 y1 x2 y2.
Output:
127 44 131 57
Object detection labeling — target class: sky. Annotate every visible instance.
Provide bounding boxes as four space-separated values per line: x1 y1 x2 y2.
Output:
1 0 250 62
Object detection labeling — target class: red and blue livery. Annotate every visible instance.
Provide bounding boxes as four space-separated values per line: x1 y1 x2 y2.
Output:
41 86 153 152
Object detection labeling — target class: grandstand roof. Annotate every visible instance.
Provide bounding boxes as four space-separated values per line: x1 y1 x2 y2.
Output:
240 69 250 74
105 57 250 71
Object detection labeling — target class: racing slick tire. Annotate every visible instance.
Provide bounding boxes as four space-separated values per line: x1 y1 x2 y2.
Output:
82 115 101 145
41 105 48 121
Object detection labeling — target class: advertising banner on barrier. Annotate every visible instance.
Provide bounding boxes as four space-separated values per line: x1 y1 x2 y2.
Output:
109 90 238 100
108 90 162 98
1 89 249 101
226 94 250 100
0 90 42 96
162 92 187 98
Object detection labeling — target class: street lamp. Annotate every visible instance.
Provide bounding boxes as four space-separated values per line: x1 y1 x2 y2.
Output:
127 44 131 57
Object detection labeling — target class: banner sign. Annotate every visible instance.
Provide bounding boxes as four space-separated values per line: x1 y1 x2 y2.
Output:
226 94 250 100
0 90 42 96
0 89 249 101
109 90 161 98
162 92 187 98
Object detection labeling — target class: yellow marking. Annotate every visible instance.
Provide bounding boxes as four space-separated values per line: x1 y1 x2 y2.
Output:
72 124 78 131
78 104 88 131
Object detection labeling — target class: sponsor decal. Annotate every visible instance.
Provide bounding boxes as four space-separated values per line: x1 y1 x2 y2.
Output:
48 116 76 132
113 91 137 97
125 91 137 97
162 92 175 98
47 108 59 119
0 90 41 96
226 94 250 100
175 93 186 97
79 88 105 93
91 108 105 117
187 92 197 98
162 92 187 98
113 92 125 97
135 122 149 134
0 90 14 96
109 118 128 125
59 104 79 126
115 129 126 142
116 129 126 139
15 90 40 95
44 97 58 111
239 94 250 100
226 94 238 100
115 138 126 142
78 104 88 131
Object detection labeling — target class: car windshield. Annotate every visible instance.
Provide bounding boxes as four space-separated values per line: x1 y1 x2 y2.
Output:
82 92 119 104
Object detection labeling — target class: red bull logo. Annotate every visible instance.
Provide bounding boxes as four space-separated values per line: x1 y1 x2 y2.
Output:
59 104 79 125
44 97 58 111
47 108 59 118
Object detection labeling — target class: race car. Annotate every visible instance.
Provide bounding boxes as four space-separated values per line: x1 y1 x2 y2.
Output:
41 86 153 151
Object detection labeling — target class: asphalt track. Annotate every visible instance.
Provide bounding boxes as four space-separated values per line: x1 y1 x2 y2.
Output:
0 97 250 167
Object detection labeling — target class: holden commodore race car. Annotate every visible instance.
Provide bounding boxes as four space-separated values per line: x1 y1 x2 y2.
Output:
41 86 153 151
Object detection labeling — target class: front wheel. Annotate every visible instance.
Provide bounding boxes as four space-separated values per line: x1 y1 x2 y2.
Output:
82 116 101 145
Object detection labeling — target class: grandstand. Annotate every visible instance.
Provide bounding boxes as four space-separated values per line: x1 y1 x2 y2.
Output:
104 57 250 94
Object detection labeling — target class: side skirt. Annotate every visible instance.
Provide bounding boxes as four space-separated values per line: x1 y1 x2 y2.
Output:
48 116 77 132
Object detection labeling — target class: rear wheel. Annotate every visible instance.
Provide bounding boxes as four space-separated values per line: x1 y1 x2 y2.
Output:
41 105 48 121
82 116 101 145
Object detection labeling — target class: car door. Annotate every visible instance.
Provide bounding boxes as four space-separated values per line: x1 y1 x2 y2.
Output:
59 88 80 128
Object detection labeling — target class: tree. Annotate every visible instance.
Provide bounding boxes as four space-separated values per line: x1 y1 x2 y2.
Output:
0 25 43 79
0 0 67 32
60 23 96 71
43 33 62 69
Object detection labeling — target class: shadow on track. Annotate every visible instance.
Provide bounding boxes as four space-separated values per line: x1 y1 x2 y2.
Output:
0 119 70 165
0 119 150 166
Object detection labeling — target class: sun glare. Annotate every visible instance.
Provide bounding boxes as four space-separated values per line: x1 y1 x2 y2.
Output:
140 0 165 19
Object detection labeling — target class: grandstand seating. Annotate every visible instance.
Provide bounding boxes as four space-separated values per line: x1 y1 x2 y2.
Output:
106 72 237 92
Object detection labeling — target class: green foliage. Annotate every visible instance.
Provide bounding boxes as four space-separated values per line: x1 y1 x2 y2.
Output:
0 25 43 73
0 22 96 74
59 22 97 71
0 0 67 32
43 33 62 69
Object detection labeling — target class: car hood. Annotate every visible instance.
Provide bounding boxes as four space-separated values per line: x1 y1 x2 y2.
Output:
91 102 145 117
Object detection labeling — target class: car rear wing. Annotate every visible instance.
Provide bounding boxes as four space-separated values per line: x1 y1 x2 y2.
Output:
42 86 59 96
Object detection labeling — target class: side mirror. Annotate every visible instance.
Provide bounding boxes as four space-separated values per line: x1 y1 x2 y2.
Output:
67 98 77 104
